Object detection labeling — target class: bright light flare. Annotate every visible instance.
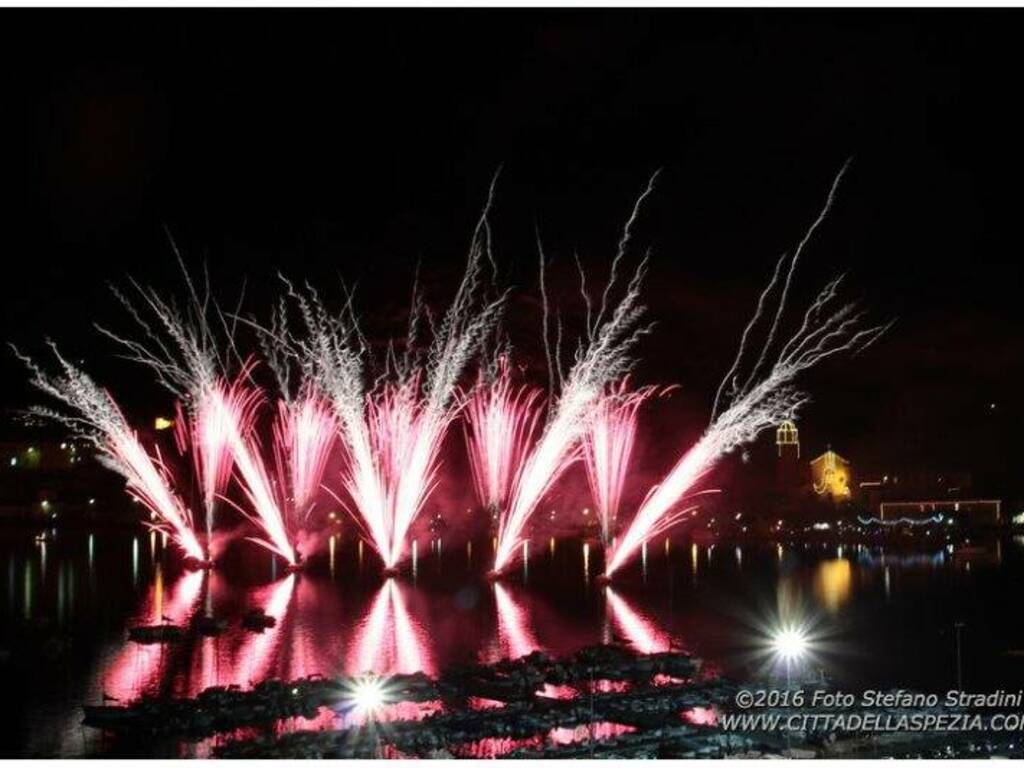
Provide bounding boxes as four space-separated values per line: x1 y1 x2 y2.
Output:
772 625 808 662
349 675 389 715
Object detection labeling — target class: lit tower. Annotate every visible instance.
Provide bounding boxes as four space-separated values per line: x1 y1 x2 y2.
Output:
776 420 800 459
775 420 801 492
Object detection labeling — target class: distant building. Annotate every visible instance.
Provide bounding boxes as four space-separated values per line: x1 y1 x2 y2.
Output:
810 449 852 501
856 469 1000 525
878 498 1002 525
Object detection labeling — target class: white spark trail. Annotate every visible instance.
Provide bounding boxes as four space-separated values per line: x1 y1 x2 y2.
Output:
97 255 247 555
266 176 506 567
606 164 890 577
492 176 657 573
14 344 206 561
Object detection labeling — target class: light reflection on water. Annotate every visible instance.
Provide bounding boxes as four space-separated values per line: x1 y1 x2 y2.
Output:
813 558 852 614
349 578 433 676
492 581 540 661
605 586 669 654
0 530 1019 756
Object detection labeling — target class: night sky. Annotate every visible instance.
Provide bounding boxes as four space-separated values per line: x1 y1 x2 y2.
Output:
0 10 1020 493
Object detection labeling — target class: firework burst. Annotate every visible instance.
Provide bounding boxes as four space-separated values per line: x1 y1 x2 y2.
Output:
208 378 301 567
492 176 658 574
583 381 664 548
14 344 206 561
174 387 244 557
605 163 890 577
271 392 337 524
97 253 248 560
266 177 506 569
463 358 545 516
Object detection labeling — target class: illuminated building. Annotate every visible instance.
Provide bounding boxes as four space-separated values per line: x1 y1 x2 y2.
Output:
810 448 851 501
858 471 999 524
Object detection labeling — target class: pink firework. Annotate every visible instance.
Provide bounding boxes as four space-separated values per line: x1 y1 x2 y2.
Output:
113 432 208 562
175 386 254 558
272 392 337 523
492 399 584 573
491 177 657 574
14 342 206 561
16 344 207 562
212 379 299 566
583 381 661 548
334 375 457 569
463 361 545 513
604 439 712 577
279 182 506 571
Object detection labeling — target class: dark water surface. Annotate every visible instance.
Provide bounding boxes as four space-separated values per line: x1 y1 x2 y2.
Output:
2 526 1023 756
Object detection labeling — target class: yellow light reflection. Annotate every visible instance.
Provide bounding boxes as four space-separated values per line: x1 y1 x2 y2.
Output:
813 558 852 613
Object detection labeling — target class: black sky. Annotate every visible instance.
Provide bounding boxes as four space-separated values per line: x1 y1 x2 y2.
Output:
0 10 1020 492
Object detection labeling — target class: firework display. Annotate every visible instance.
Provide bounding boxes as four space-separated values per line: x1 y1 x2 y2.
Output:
17 4 1024 760
15 169 882 585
